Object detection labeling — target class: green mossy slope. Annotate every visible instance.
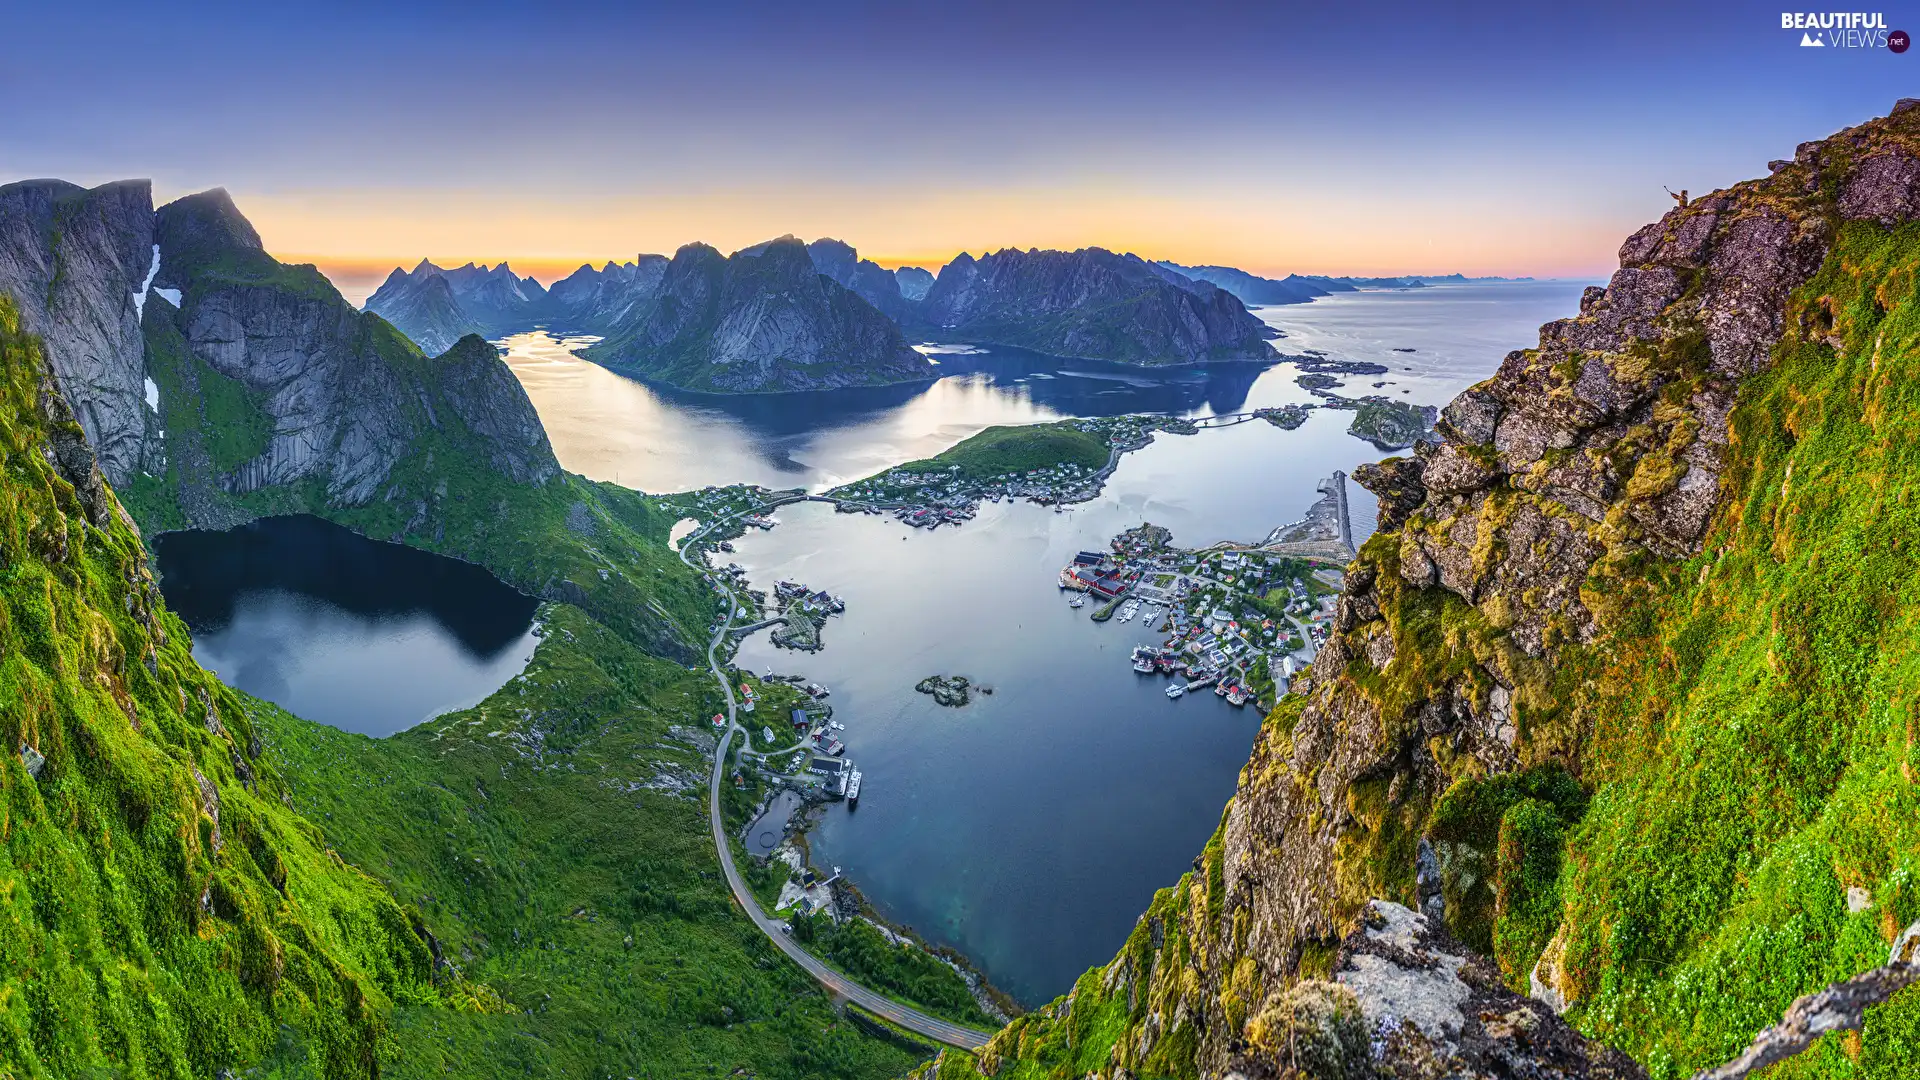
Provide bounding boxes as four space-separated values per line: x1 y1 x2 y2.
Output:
251 605 926 1080
960 190 1920 1080
0 296 445 1079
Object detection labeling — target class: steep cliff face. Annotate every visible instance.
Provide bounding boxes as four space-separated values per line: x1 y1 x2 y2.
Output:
964 102 1920 1080
921 247 1278 365
149 189 558 511
0 178 158 485
585 235 935 392
0 295 440 1078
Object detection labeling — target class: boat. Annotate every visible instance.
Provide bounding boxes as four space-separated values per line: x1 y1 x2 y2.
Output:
846 769 862 803
1131 648 1156 674
1166 682 1187 699
1068 594 1086 608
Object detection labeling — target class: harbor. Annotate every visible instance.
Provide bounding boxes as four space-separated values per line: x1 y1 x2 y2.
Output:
1056 473 1356 712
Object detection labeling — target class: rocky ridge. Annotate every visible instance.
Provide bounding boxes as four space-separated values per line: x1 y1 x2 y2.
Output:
0 178 160 485
150 189 558 512
960 100 1920 1079
584 235 935 392
920 247 1279 365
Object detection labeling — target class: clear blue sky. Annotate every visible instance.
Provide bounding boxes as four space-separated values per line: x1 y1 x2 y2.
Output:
3 0 1912 277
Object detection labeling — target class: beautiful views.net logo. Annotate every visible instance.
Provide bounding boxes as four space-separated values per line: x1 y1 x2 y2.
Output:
1781 11 1907 49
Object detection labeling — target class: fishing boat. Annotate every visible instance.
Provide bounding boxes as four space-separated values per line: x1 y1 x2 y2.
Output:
1131 647 1157 673
1068 594 1086 608
1166 682 1187 699
846 769 862 803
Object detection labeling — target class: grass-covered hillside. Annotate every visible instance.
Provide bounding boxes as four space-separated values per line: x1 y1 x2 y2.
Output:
893 423 1111 481
253 605 930 1079
0 296 445 1079
940 108 1920 1080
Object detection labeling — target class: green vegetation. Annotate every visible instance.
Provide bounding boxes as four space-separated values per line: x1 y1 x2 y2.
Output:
1343 398 1435 450
0 296 447 1079
893 424 1109 481
792 914 994 1028
140 299 273 473
133 305 715 661
253 605 926 1079
971 221 1920 1080
1546 222 1920 1076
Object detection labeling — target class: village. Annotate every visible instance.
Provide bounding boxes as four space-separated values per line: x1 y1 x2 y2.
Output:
1057 520 1343 711
826 413 1199 529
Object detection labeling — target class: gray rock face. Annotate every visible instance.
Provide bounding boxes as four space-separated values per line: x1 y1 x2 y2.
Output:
1223 901 1645 1079
154 189 556 508
0 179 157 485
585 235 935 393
920 246 1277 365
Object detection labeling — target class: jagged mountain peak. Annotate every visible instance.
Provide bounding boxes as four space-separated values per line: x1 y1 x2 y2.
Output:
156 187 264 256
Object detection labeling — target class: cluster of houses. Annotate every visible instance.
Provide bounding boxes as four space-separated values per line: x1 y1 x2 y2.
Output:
1060 526 1341 708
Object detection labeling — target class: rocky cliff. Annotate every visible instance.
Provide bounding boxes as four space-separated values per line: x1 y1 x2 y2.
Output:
920 247 1278 365
0 178 159 485
956 101 1920 1080
147 189 558 514
584 235 936 392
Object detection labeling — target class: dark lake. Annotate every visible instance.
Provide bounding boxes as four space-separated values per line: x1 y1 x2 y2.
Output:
155 515 541 737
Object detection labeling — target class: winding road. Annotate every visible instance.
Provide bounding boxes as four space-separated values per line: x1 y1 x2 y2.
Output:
678 504 996 1051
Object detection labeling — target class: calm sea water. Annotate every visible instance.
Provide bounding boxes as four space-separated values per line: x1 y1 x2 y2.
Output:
491 280 1587 1004
155 516 541 737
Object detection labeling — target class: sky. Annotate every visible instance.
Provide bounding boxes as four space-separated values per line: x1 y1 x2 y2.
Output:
3 0 1915 288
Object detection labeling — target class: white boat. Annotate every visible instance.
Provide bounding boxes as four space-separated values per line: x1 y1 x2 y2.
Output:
846 769 862 802
1166 682 1187 699
1068 594 1086 608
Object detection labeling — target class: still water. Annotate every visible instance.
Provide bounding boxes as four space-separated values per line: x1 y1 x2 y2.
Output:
500 280 1585 497
156 515 541 737
518 282 1584 1003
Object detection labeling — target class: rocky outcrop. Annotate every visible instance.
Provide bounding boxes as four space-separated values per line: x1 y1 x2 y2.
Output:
584 235 935 393
0 178 158 485
1224 902 1645 1079
920 247 1277 365
972 102 1920 1080
152 189 557 509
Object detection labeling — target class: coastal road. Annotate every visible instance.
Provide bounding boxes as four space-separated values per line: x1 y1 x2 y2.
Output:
679 507 997 1052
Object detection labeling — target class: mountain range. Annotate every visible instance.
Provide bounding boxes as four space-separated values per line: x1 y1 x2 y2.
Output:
368 239 1287 391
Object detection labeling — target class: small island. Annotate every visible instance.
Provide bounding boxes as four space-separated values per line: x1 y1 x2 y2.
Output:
915 675 975 707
